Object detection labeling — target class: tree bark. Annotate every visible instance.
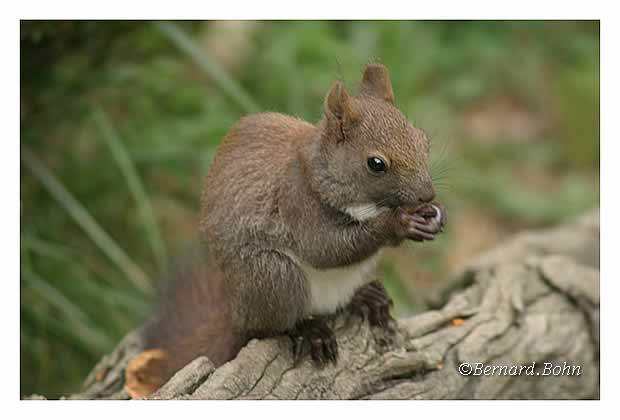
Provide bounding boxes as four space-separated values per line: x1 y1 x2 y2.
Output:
36 210 599 400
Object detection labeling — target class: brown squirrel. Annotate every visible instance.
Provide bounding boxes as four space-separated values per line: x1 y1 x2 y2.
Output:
125 64 447 398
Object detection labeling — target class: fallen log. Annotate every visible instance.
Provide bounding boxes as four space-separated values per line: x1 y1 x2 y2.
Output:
40 210 599 400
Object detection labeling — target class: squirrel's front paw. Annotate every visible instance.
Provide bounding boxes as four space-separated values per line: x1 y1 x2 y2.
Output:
396 203 447 242
349 280 395 330
289 317 338 367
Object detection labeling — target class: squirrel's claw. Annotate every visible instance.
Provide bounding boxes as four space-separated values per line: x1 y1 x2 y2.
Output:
291 335 305 362
289 318 338 367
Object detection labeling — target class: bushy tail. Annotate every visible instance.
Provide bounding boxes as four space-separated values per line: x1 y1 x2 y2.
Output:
126 242 245 398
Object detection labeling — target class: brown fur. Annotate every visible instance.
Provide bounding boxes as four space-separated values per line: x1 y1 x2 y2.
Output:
130 64 441 397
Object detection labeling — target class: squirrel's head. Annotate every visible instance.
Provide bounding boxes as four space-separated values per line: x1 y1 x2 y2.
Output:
314 63 435 220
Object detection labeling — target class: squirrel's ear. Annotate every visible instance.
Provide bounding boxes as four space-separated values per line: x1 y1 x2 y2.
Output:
323 81 359 141
324 80 356 120
360 64 395 104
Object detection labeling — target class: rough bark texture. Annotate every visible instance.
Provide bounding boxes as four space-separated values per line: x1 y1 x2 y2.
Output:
36 209 600 400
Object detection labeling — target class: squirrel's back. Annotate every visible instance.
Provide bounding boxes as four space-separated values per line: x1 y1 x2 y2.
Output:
200 112 315 257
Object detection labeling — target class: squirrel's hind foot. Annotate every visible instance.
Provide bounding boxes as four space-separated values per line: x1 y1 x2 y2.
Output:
289 317 338 367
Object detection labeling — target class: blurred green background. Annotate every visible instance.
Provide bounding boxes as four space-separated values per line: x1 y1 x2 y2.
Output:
20 21 599 398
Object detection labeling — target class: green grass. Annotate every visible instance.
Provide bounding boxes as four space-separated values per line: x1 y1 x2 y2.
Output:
20 20 599 398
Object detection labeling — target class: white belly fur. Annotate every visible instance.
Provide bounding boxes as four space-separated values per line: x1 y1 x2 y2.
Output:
283 250 381 315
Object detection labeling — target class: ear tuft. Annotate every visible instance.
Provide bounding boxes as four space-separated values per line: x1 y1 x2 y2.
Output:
324 80 355 119
360 63 395 104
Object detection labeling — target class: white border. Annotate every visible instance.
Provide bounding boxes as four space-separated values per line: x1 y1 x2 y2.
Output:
11 1 605 20
7 2 612 418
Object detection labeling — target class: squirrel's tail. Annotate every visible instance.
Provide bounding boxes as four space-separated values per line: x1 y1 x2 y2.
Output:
125 242 245 398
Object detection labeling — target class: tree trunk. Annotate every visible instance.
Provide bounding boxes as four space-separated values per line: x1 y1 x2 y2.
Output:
31 210 599 400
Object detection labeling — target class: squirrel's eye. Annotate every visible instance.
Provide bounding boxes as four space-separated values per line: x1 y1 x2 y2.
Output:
367 157 386 174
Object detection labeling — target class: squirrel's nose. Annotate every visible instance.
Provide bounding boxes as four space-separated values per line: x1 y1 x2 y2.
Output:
418 189 435 204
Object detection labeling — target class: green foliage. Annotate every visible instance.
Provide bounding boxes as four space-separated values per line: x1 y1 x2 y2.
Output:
20 21 599 398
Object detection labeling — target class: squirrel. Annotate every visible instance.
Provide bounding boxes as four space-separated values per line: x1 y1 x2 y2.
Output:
124 64 447 398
